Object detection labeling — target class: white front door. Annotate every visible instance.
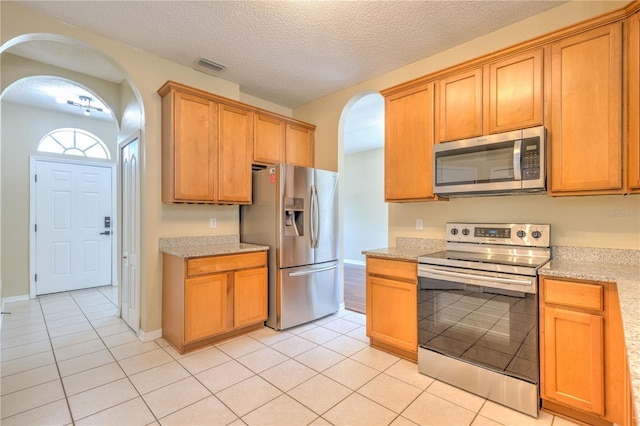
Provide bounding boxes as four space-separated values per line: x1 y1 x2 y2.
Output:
120 138 140 331
35 160 113 295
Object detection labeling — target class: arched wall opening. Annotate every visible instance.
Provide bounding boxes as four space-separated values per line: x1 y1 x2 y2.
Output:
337 91 387 313
0 33 144 333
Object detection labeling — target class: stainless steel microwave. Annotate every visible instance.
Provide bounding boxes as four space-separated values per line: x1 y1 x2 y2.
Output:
433 126 546 196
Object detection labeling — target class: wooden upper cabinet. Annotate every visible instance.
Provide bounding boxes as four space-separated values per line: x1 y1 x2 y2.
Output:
384 82 438 202
253 113 285 165
217 103 253 203
159 81 317 203
285 123 315 168
489 49 544 133
549 23 623 194
628 12 640 192
162 90 217 202
436 68 483 142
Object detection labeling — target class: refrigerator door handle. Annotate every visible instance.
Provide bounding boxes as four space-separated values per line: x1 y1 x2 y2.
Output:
288 264 337 277
313 185 320 248
310 185 318 248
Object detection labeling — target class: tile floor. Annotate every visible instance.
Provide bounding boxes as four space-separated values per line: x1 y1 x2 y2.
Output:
0 286 579 426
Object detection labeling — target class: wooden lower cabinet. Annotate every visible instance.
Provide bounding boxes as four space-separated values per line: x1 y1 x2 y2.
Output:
366 256 417 361
540 275 630 424
184 273 228 343
163 251 268 353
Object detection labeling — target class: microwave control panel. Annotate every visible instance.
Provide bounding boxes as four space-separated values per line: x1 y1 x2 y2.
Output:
522 137 540 180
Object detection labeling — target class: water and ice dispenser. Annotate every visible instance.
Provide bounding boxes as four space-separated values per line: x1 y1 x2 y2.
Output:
284 197 304 237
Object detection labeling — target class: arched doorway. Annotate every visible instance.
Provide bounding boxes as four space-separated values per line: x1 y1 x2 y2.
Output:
0 34 143 333
339 92 387 313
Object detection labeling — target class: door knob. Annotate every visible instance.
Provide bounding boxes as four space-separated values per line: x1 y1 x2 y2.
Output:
100 231 111 235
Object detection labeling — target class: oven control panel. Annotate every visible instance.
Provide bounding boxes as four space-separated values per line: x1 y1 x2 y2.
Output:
446 222 550 247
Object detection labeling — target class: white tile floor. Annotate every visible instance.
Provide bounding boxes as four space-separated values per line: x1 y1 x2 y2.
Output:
0 286 579 426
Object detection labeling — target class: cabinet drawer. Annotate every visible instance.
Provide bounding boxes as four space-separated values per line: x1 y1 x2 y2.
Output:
187 251 267 277
543 278 604 311
367 257 416 282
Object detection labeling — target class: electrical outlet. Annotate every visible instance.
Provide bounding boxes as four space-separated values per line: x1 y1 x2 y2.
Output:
416 219 423 230
209 218 217 229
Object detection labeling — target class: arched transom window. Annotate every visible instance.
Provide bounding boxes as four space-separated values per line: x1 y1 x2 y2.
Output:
38 128 111 159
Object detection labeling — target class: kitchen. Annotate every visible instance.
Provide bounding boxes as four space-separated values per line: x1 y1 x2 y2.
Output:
1 0 639 425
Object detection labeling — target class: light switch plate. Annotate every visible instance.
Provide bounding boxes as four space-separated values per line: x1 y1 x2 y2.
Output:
416 219 423 230
209 218 216 228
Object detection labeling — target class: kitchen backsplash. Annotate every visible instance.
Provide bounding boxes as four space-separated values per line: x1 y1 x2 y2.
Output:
159 235 239 249
396 237 446 252
551 246 640 265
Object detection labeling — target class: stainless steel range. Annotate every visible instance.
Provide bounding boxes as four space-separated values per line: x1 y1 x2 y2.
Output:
417 222 550 417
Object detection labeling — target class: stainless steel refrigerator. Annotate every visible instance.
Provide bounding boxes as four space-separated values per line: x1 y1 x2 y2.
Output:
240 164 339 330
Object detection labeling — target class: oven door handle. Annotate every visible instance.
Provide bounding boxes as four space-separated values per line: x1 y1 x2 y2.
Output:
420 267 533 287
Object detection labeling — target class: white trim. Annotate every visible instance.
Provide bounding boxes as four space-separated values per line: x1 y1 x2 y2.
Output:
117 132 141 334
138 328 162 342
2 294 31 307
343 259 366 266
29 156 116 298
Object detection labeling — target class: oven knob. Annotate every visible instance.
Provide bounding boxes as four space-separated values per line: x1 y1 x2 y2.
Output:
462 228 470 236
450 228 458 236
517 230 526 238
532 230 542 239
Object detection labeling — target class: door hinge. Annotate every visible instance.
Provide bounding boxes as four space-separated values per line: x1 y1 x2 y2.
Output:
35 274 37 282
35 224 37 232
34 174 37 183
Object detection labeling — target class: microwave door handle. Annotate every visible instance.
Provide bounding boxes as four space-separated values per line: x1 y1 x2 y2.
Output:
513 140 522 181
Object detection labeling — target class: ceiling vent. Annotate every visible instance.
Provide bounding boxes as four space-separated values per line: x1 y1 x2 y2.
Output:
194 57 227 75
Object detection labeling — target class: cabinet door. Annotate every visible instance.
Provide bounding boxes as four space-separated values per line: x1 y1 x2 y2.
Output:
541 306 604 415
171 92 217 202
285 123 315 167
185 273 228 343
366 275 417 353
489 49 543 133
384 83 436 201
436 68 483 142
550 23 623 194
628 13 640 191
233 267 268 328
218 103 253 203
254 113 285 165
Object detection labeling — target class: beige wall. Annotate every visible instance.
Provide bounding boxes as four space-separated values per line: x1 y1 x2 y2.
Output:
0 2 293 333
1 1 638 336
343 148 387 262
293 0 640 251
1 102 119 296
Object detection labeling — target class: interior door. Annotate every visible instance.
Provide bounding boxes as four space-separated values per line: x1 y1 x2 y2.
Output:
35 160 112 295
120 138 140 331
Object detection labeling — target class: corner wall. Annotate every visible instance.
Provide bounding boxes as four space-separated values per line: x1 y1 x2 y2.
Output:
293 0 640 251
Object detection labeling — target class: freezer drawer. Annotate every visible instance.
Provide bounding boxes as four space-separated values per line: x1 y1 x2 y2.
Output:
274 261 339 330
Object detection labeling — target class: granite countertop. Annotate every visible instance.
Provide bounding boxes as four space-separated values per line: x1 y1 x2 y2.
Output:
362 246 433 262
363 240 640 416
539 257 640 418
159 235 268 258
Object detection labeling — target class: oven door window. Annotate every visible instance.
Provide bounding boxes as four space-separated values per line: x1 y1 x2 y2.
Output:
418 275 538 384
435 140 517 186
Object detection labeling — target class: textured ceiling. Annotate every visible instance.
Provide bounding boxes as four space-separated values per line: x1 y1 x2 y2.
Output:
4 1 570 153
11 0 567 109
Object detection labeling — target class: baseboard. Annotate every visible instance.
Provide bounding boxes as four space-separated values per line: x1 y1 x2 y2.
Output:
344 259 366 266
138 328 162 342
2 294 31 310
